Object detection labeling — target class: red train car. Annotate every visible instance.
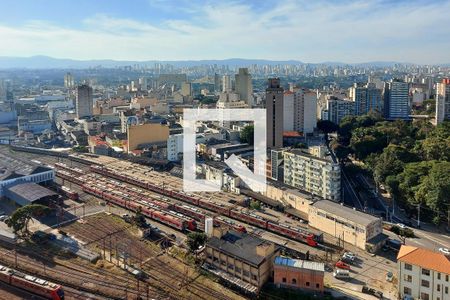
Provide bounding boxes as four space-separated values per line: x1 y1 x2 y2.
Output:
172 204 206 222
230 210 268 228
61 186 79 200
214 217 247 233
0 264 64 299
267 222 319 247
151 210 186 231
198 200 231 215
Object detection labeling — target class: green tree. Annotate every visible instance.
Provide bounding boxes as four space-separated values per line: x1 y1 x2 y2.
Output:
186 232 207 253
317 120 339 134
249 200 261 210
6 204 51 237
240 125 254 145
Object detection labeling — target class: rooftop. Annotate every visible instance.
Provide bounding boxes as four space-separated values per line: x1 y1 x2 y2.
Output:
0 152 53 181
397 245 450 274
274 256 325 272
207 231 279 266
311 200 381 227
6 182 57 203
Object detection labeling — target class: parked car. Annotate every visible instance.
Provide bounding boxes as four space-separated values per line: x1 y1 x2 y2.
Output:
386 271 393 282
0 215 8 222
335 260 351 270
333 269 350 279
362 286 383 299
396 223 406 229
342 252 356 261
438 247 450 255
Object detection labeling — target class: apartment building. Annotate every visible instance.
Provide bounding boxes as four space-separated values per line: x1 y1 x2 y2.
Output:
397 245 450 300
308 200 386 251
283 146 340 201
326 98 355 124
205 228 280 290
436 78 450 125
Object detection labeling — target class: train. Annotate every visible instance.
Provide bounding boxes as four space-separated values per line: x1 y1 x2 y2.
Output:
82 184 196 231
60 186 79 200
90 165 323 247
0 263 64 299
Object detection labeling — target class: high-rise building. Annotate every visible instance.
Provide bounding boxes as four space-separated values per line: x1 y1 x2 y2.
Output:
283 146 341 201
64 72 75 89
283 89 317 134
350 83 383 115
235 68 253 106
222 75 232 92
266 78 284 148
384 79 410 120
0 80 6 102
214 73 221 92
76 84 93 119
326 98 355 124
435 78 450 125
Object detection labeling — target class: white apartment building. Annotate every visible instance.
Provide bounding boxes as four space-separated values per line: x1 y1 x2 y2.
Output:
283 146 340 201
167 133 183 162
283 89 317 134
397 245 450 300
436 79 450 125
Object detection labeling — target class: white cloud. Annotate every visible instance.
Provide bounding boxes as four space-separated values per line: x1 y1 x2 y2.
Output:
0 0 449 63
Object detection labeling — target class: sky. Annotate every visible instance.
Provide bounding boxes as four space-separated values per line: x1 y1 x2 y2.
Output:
0 0 449 64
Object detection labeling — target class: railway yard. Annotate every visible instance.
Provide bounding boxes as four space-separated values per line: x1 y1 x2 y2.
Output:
0 145 400 299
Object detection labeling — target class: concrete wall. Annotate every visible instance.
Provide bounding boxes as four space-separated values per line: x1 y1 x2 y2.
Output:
274 265 324 292
127 123 169 152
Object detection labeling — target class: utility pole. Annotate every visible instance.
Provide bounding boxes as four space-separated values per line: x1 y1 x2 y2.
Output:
417 203 421 228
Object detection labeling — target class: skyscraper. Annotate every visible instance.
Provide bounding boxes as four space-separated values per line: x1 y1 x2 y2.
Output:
214 73 221 92
76 84 93 119
283 88 317 134
266 78 284 148
235 68 253 106
436 78 450 124
350 83 383 115
64 72 75 89
222 75 232 92
384 79 410 120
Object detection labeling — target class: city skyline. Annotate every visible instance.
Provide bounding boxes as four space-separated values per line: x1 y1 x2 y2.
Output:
1 0 450 64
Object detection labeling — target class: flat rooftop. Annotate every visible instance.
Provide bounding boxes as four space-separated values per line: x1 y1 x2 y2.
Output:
311 200 381 226
274 256 325 272
207 231 279 266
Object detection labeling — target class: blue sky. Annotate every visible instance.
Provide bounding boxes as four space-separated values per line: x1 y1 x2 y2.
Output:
0 0 449 64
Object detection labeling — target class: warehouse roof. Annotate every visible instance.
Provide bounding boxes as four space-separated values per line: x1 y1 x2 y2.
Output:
6 183 57 203
207 231 279 266
311 200 380 226
274 256 325 272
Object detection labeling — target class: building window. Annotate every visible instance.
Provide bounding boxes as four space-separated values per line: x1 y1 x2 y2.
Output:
235 267 241 274
316 283 320 289
404 275 412 282
243 270 249 277
438 273 441 280
404 263 412 271
251 274 257 280
422 268 430 276
306 282 310 287
421 280 430 288
445 286 448 294
282 277 286 283
437 284 441 292
446 275 449 282
420 293 429 300
228 264 234 270
292 278 297 285
404 287 412 295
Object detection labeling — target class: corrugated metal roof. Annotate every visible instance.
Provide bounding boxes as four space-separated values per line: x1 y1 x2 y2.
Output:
274 256 325 272
6 182 57 203
312 200 380 226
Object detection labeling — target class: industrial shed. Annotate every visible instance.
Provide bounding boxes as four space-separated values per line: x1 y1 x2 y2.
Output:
4 182 58 206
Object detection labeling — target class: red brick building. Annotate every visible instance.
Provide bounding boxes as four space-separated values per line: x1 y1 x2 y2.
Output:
273 256 325 292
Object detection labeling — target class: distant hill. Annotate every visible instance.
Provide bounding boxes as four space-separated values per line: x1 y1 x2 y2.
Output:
0 55 422 69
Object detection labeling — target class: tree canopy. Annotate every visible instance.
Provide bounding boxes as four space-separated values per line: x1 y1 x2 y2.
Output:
6 204 51 237
186 232 207 253
240 125 254 145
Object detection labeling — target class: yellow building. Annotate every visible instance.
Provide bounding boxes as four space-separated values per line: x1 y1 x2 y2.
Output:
127 123 169 153
205 228 280 290
308 200 386 252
